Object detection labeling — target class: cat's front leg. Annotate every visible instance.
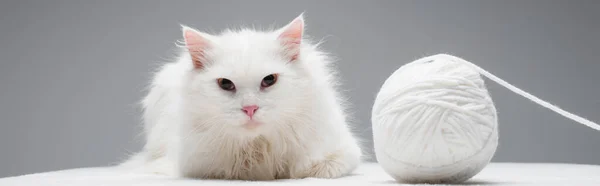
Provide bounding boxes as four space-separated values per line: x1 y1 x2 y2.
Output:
174 130 223 179
290 144 361 179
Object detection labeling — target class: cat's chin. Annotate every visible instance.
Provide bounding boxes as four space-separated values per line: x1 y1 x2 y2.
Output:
229 120 266 137
242 120 262 130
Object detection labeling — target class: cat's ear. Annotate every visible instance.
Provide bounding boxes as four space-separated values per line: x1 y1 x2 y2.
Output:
276 14 304 62
181 25 214 69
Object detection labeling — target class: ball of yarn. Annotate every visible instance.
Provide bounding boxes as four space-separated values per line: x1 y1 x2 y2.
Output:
372 54 499 184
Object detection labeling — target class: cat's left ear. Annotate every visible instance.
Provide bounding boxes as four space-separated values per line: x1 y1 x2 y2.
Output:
276 14 304 62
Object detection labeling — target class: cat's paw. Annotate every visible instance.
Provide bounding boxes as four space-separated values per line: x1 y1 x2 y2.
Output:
292 149 360 179
304 157 347 178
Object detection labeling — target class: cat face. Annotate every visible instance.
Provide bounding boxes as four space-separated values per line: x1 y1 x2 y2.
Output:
179 15 316 136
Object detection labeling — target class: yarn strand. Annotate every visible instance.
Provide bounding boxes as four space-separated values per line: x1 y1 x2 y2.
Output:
439 54 600 131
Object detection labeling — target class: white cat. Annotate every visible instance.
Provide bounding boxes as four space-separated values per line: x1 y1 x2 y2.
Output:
122 14 362 180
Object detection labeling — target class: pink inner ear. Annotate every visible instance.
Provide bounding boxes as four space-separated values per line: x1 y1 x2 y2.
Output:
184 28 209 69
278 18 304 61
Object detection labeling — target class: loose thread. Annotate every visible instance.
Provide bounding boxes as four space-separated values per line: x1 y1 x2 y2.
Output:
437 54 600 131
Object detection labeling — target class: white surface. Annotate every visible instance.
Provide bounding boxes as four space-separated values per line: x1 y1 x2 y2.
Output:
1 163 600 186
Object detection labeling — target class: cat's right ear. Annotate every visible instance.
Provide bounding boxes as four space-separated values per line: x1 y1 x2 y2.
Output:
181 25 213 69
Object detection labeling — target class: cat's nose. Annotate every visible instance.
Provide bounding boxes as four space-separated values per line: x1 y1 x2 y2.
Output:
241 105 259 119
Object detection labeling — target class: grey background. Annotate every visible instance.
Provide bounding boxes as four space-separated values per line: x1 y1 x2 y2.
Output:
0 0 599 177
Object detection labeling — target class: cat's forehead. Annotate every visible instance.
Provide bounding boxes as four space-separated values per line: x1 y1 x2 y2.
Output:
212 31 281 58
206 30 289 80
216 30 279 49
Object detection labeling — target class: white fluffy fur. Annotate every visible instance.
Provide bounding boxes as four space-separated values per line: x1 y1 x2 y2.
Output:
122 15 362 180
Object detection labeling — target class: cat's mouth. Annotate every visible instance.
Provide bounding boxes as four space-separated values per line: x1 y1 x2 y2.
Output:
243 120 262 130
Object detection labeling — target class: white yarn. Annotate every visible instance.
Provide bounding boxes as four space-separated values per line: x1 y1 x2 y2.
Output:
371 54 600 184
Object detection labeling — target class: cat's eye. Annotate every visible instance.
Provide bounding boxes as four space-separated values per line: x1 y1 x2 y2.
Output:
261 74 278 88
217 78 235 91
